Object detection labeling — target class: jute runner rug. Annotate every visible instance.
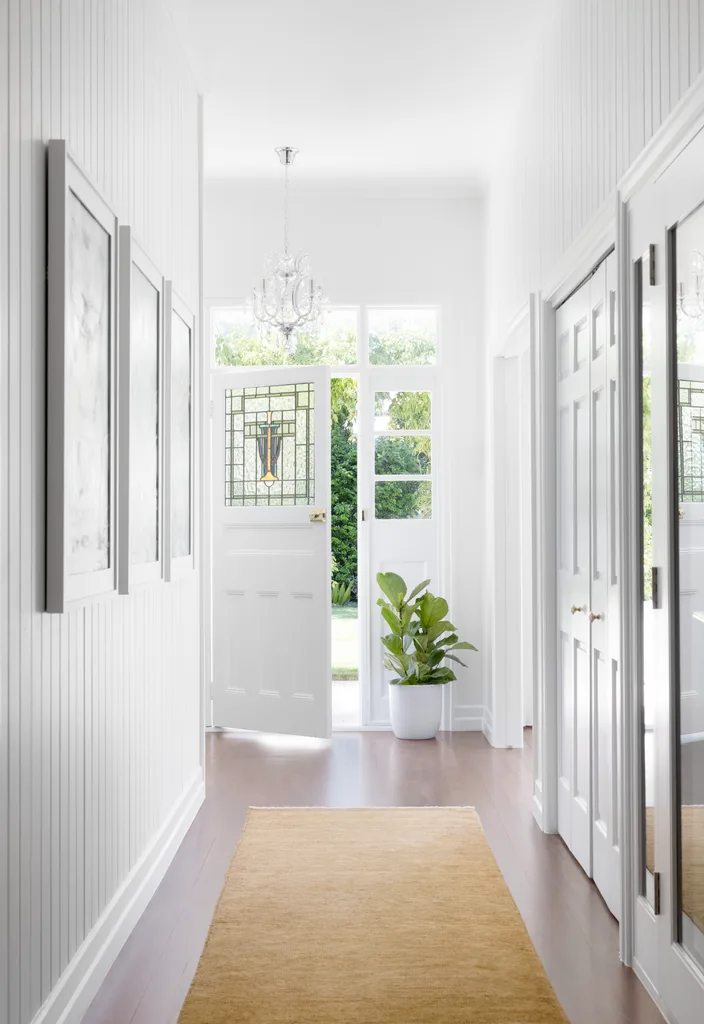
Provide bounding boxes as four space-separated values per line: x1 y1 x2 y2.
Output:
178 807 567 1023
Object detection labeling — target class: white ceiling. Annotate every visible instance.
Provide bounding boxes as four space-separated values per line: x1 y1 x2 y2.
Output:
164 0 553 186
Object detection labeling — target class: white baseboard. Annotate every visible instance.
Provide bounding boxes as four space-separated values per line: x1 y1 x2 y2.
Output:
31 770 206 1024
482 706 493 743
452 705 484 731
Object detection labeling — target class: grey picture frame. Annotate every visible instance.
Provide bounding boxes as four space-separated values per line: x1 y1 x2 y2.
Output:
46 139 119 613
164 283 196 581
117 226 165 594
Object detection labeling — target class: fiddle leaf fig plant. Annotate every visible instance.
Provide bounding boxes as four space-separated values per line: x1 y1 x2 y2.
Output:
377 572 477 685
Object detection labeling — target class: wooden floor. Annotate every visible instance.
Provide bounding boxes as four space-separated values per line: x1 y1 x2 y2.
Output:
82 729 663 1024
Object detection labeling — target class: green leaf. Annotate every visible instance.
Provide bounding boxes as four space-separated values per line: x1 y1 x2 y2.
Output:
407 578 431 602
447 641 477 652
426 619 456 640
381 606 401 635
377 572 407 609
444 653 468 668
382 634 403 656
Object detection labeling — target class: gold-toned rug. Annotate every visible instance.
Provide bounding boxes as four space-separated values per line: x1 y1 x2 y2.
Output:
178 807 567 1023
646 804 704 932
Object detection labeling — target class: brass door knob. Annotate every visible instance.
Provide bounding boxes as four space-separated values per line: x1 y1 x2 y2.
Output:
589 611 602 623
570 604 583 615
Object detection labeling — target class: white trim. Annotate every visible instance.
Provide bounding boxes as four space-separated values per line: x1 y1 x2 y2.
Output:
198 95 211 745
541 197 615 308
29 772 204 1024
451 704 484 731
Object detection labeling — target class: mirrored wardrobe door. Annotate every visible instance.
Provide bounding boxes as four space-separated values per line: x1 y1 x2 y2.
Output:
672 205 704 972
635 248 659 913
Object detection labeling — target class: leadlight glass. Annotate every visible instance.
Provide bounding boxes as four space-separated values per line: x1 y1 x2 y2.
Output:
677 379 704 501
224 383 315 506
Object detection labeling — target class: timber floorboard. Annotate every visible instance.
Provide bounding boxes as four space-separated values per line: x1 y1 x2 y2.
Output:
81 729 664 1024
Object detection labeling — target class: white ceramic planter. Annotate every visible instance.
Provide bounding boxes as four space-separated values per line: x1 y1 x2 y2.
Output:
389 683 443 739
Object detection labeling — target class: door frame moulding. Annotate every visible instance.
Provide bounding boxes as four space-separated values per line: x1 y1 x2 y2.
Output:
489 299 535 749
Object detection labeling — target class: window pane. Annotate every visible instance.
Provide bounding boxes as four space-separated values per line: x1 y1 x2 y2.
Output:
374 481 431 519
224 383 315 506
374 391 431 430
375 436 430 475
293 309 357 365
213 307 357 367
369 308 436 365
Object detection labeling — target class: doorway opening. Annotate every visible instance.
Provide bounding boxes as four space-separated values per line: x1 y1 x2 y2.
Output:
209 303 440 734
331 377 360 727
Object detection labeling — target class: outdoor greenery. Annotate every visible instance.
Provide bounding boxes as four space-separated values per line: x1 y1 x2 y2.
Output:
331 378 358 598
331 604 359 680
215 317 356 366
369 315 436 365
331 579 353 606
377 572 476 685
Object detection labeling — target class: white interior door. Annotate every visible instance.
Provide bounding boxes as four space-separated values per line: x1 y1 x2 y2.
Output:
211 365 331 738
589 255 621 920
556 255 620 909
557 280 593 876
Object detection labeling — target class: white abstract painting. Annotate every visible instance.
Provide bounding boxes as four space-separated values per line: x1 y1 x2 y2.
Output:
171 311 191 557
66 191 111 575
130 266 160 565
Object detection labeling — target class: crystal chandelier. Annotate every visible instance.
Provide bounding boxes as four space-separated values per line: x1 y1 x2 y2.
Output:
250 147 325 346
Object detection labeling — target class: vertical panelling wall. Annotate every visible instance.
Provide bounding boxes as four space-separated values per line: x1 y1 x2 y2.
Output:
487 0 704 342
0 3 202 1024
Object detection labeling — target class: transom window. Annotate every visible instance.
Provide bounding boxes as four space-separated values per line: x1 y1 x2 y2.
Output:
210 306 438 368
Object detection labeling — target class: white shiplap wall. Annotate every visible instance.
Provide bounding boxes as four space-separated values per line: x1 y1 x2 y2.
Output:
0 3 202 1024
487 0 704 342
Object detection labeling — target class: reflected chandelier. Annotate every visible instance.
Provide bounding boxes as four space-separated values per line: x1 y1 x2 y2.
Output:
250 147 325 346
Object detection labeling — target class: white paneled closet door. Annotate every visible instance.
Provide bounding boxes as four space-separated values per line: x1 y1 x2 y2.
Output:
556 253 621 917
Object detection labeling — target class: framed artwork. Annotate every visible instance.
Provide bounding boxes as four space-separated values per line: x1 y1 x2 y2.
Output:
117 226 164 592
164 283 196 580
46 139 118 612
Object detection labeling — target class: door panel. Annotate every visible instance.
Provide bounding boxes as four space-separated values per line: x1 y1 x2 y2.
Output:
590 256 621 919
556 254 620 912
211 366 332 738
557 284 592 877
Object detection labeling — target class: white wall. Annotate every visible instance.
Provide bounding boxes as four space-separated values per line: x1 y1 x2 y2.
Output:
0 4 203 1023
487 0 704 345
205 181 486 727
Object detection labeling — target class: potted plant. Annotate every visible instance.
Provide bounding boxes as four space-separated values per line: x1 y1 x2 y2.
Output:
377 571 477 739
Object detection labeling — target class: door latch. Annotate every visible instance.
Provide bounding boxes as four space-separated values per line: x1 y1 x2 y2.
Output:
652 566 660 609
309 508 327 523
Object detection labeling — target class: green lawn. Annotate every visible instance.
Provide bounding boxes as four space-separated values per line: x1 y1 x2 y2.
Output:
332 604 358 680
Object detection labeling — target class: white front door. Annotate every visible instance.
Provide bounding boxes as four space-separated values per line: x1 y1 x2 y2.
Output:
211 366 332 738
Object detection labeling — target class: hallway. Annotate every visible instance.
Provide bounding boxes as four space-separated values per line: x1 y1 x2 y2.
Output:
83 731 662 1024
